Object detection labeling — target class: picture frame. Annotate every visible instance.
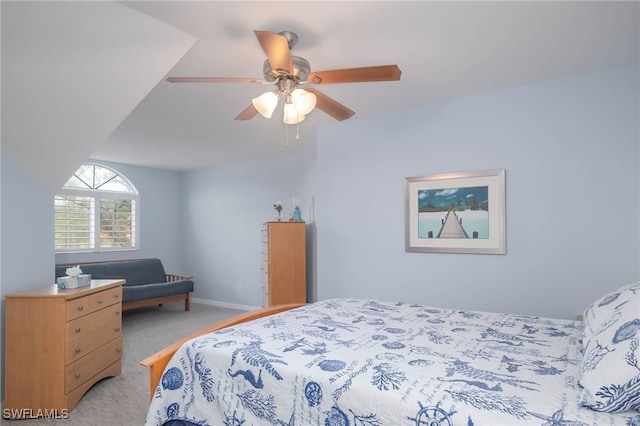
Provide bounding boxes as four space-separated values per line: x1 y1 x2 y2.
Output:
404 169 506 254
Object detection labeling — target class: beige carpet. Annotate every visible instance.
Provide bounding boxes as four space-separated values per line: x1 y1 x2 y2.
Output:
3 302 245 426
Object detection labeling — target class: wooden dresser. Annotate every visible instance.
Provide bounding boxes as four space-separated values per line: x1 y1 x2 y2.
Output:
261 221 306 306
4 279 124 418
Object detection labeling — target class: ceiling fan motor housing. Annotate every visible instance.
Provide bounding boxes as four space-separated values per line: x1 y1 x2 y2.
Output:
278 30 298 50
166 29 400 122
263 56 311 82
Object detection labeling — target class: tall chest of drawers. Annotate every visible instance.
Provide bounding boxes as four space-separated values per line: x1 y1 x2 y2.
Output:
4 279 124 418
261 221 306 306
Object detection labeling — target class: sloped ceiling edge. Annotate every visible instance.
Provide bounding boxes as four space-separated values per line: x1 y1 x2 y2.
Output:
1 1 196 193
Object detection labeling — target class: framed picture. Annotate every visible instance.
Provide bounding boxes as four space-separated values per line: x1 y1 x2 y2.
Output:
404 169 506 254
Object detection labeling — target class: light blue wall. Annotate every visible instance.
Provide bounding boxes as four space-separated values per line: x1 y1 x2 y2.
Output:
1 154 54 296
181 142 317 308
0 66 638 402
316 66 640 319
0 68 638 397
0 157 186 400
1 154 55 402
54 160 186 274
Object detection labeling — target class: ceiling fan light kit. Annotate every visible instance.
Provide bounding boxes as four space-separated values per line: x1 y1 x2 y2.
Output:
167 30 401 131
281 88 317 125
252 92 279 119
291 89 317 116
283 100 302 124
252 77 318 124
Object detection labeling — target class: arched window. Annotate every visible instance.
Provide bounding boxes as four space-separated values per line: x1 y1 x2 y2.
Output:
55 163 139 252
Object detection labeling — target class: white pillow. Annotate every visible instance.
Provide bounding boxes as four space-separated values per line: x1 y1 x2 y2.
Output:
580 282 640 412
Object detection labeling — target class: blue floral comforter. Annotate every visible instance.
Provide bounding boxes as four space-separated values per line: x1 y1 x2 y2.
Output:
145 298 634 425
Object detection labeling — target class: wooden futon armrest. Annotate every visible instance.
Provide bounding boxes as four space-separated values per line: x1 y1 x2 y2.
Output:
165 274 193 282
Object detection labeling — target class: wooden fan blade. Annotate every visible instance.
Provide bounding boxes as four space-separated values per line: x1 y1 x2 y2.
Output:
167 77 265 84
308 65 401 85
305 88 355 121
254 30 292 74
234 104 259 121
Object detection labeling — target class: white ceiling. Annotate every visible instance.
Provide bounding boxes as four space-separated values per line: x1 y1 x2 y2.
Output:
3 1 639 181
1 1 196 191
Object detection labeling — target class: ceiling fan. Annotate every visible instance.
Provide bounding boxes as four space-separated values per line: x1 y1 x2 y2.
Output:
166 30 402 124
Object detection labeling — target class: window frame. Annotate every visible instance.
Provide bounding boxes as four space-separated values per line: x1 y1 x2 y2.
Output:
54 163 140 253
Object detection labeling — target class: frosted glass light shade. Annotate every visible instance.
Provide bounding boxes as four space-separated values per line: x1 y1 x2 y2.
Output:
252 92 279 118
283 101 304 124
291 89 317 115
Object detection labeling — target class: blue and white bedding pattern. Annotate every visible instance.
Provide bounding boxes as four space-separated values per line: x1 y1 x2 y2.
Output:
580 282 640 412
145 298 637 426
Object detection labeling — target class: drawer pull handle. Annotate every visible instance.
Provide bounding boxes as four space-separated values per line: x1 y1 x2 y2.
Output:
75 373 81 379
114 293 119 298
98 299 103 304
117 348 122 353
75 348 81 353
115 327 121 332
78 306 84 311
75 327 81 333
115 311 121 315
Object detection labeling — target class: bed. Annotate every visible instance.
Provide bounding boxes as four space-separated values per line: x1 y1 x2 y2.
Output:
141 283 640 426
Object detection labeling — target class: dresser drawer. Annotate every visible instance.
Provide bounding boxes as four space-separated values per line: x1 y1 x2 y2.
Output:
67 286 121 321
66 311 122 364
65 335 122 394
67 303 121 343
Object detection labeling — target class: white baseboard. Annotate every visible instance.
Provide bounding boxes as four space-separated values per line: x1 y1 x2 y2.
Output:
191 297 259 312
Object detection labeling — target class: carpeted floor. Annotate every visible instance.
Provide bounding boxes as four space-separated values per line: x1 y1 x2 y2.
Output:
3 302 245 426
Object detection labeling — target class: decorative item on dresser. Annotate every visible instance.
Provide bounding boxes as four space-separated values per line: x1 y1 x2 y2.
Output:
3 279 124 419
261 221 306 306
273 201 284 222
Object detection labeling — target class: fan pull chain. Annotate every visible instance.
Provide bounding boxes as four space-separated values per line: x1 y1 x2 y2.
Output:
284 124 302 146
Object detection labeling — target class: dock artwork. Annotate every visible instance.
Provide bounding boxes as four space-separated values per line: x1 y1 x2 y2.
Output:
404 169 506 254
417 185 489 240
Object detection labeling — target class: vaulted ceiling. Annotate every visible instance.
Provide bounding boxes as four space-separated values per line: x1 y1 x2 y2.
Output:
2 1 639 192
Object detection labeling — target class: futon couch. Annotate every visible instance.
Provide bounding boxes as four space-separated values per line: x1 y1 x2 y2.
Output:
55 258 194 311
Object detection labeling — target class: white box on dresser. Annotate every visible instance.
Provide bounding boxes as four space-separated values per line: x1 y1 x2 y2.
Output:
3 279 124 419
